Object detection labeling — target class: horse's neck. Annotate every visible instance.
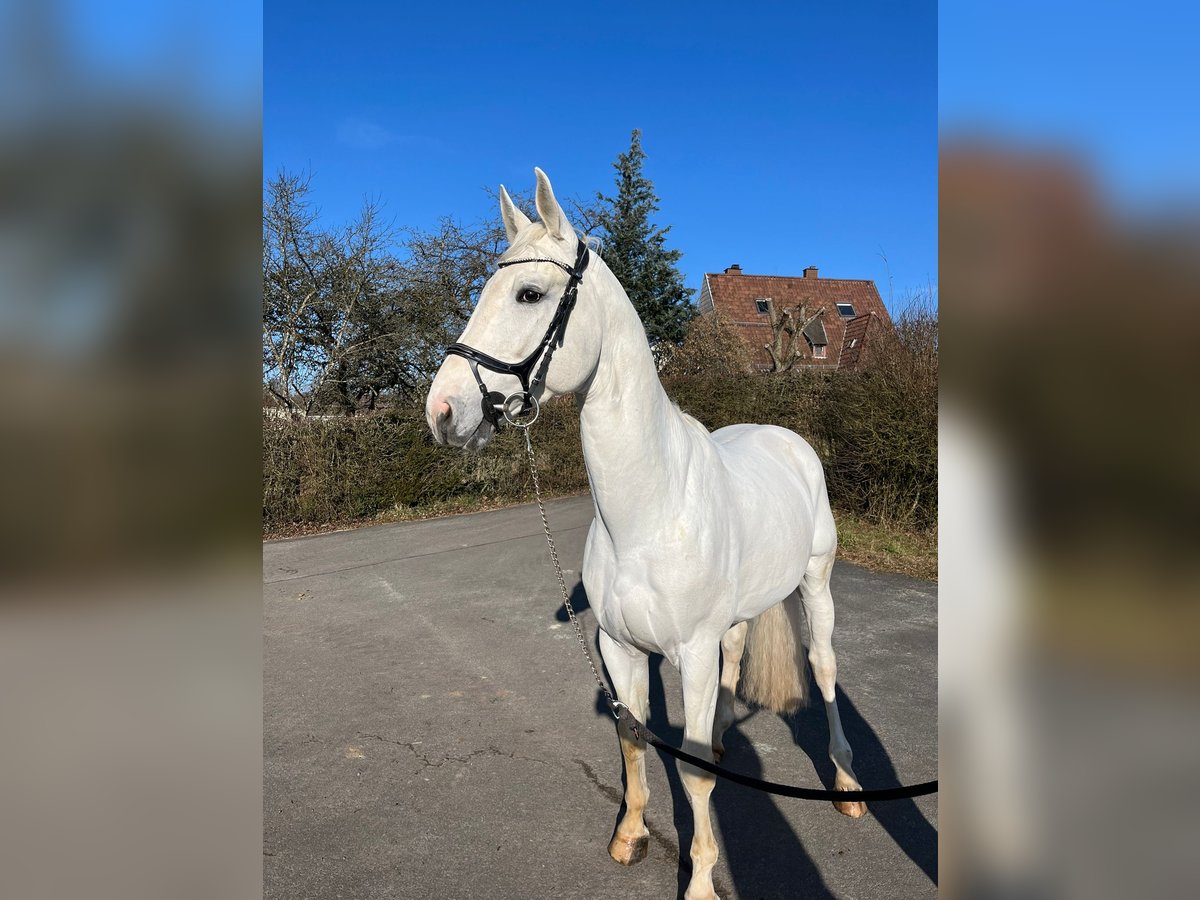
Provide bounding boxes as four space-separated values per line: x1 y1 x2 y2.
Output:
576 266 695 538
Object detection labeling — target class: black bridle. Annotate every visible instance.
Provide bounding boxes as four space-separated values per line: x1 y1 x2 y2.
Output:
445 238 590 427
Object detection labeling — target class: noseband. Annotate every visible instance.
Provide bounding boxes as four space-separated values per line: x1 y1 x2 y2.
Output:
445 238 590 427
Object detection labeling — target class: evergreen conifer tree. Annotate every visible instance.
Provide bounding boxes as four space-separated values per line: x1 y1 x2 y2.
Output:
593 129 694 360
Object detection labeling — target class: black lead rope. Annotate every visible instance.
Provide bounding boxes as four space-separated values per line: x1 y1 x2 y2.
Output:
517 424 938 805
454 247 937 805
619 708 938 802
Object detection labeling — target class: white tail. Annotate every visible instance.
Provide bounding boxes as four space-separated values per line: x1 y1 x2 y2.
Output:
740 600 809 713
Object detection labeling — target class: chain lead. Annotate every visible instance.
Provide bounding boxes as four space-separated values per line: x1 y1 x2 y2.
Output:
520 425 618 716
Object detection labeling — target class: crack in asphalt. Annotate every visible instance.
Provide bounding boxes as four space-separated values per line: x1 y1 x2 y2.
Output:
574 757 735 899
574 760 679 866
574 758 623 805
357 731 549 769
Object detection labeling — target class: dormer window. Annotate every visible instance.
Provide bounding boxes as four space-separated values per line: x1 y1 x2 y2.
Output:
755 298 770 314
803 317 829 360
836 302 855 317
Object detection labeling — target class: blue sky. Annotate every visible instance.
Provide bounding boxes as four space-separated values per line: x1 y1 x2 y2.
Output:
46 0 260 115
939 1 1200 210
266 1 936 311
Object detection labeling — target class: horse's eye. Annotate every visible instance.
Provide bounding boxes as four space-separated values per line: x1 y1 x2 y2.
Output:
518 289 543 304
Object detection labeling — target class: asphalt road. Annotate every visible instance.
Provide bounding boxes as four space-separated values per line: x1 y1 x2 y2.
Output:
264 495 938 899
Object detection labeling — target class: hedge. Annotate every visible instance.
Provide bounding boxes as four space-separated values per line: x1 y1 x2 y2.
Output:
264 367 935 533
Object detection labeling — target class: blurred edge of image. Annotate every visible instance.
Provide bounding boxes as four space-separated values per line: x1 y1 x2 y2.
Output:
940 3 1200 899
0 1 1198 899
0 2 262 899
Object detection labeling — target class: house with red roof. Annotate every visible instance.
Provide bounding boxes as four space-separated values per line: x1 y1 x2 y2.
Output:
696 264 892 372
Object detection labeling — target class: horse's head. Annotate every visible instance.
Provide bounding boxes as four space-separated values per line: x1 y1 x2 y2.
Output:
427 168 602 448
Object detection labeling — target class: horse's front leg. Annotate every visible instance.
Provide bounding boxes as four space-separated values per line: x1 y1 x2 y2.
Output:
679 643 723 900
598 629 651 866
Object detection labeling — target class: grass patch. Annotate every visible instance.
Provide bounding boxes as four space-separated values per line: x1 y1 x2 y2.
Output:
263 489 587 542
265 485 937 583
832 511 937 581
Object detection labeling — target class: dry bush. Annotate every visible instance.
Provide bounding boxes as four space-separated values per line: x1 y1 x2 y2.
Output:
815 292 938 528
263 298 937 535
262 410 461 527
660 313 752 378
664 371 825 438
262 398 588 532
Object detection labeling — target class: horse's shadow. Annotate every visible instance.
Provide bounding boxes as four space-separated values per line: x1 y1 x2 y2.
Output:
569 582 936 898
783 680 939 886
554 582 590 622
644 655 838 900
588 650 835 899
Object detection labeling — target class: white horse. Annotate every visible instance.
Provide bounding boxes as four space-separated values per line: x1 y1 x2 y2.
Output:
427 168 865 900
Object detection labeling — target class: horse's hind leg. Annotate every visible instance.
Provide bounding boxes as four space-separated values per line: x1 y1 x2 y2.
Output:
800 550 868 818
712 620 748 761
598 629 651 866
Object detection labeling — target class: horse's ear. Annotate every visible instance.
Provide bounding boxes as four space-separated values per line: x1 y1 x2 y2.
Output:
498 185 531 244
533 167 574 243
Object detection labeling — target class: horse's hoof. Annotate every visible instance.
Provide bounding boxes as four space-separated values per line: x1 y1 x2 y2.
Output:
608 832 649 866
833 798 868 818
